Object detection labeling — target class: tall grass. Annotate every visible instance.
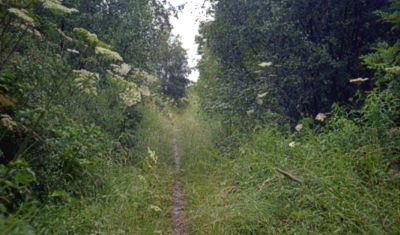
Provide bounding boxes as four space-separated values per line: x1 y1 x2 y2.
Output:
176 94 400 234
20 104 177 234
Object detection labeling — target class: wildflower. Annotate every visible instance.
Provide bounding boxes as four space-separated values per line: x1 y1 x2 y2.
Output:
295 124 303 132
73 70 100 96
258 62 273 68
8 8 34 25
288 141 297 148
385 66 400 75
120 86 141 107
113 63 131 76
315 113 327 122
349 77 369 85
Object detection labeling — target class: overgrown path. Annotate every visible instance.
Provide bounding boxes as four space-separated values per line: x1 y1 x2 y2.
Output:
171 135 187 235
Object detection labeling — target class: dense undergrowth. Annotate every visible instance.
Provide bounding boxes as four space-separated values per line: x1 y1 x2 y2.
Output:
1 0 400 234
2 105 176 234
0 0 189 233
176 91 400 234
185 1 400 233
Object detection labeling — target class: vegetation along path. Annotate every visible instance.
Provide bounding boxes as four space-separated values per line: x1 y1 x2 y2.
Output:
1 0 400 234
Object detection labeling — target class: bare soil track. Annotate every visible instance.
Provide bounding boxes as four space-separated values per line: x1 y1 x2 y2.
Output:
171 137 187 235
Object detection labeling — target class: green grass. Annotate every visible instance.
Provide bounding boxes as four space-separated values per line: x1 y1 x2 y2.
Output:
4 96 399 234
12 104 177 235
174 94 400 234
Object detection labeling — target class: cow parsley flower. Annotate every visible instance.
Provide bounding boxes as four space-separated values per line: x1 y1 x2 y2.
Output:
113 63 131 76
288 141 297 148
258 62 273 68
73 70 100 96
315 113 327 122
295 124 303 132
385 66 400 75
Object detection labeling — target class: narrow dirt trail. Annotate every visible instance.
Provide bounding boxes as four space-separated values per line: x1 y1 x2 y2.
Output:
171 136 187 235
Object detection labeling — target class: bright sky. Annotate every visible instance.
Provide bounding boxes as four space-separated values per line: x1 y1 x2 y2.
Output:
168 0 211 82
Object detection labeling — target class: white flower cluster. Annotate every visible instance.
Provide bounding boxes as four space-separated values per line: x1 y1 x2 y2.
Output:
111 63 131 76
139 86 151 97
315 113 327 122
120 85 141 107
73 70 100 96
111 63 132 76
41 0 78 15
385 66 400 75
106 71 141 107
258 61 273 68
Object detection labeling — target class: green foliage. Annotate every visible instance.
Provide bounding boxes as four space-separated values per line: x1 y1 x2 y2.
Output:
158 38 191 101
72 27 110 49
30 105 176 234
197 0 394 128
0 0 183 232
177 92 400 234
187 1 400 233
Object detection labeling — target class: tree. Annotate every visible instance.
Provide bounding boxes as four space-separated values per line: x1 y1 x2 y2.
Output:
197 0 393 127
158 38 191 101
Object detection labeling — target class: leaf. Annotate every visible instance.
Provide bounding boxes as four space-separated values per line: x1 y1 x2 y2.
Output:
15 168 36 184
50 190 70 198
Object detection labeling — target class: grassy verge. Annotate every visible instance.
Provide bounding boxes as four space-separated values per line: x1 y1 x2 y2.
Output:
176 94 400 234
26 105 176 234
